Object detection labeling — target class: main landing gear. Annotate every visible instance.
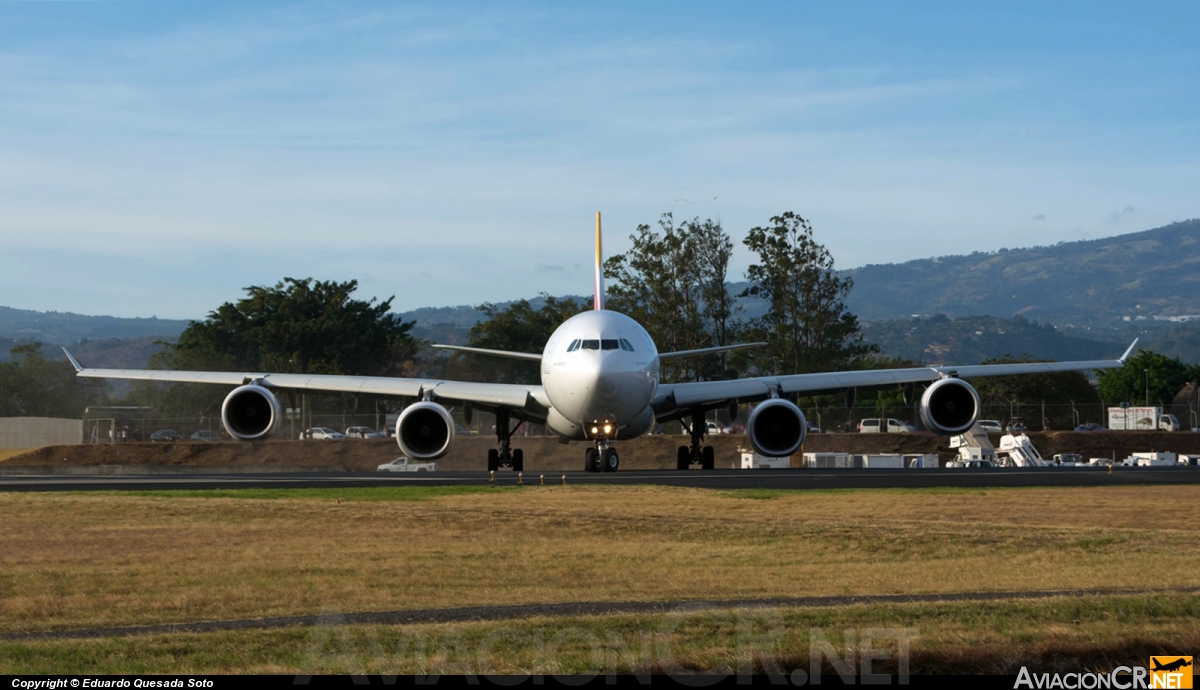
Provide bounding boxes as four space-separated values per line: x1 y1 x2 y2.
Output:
584 443 619 473
487 409 524 472
677 410 715 470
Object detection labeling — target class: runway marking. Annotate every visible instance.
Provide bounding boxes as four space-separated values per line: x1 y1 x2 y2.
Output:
5 587 1196 642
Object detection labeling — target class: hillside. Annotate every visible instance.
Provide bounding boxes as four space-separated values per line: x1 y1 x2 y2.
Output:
844 219 1200 324
863 315 1125 366
0 306 189 345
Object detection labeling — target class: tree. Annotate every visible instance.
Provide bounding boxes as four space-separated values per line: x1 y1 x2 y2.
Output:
1096 349 1200 407
741 212 875 375
604 214 739 382
461 295 587 383
0 342 107 418
128 278 417 417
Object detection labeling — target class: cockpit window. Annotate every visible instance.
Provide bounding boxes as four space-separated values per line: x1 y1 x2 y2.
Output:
601 339 619 350
619 338 634 352
566 339 580 352
580 339 600 351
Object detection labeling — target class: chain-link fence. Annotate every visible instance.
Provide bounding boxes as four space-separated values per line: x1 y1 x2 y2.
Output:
81 399 1200 444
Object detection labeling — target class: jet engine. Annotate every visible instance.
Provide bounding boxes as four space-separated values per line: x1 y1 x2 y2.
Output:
396 401 456 459
919 377 980 435
221 385 282 440
746 398 807 457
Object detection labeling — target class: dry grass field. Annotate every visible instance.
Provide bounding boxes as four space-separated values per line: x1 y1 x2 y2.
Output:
1 484 1198 673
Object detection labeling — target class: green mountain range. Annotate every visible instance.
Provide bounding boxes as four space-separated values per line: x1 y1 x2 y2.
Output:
843 219 1200 325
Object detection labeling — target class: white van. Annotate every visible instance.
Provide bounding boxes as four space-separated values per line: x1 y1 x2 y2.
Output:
858 418 916 433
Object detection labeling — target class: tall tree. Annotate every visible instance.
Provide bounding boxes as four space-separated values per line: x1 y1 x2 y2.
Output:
462 295 587 384
1096 349 1200 407
129 278 417 417
0 342 107 417
605 214 738 382
741 212 875 375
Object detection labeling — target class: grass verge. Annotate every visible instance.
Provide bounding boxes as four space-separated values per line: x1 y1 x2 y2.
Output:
2 595 1197 675
1 484 1198 639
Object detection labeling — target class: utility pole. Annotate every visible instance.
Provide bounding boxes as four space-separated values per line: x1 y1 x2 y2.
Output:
1145 368 1150 406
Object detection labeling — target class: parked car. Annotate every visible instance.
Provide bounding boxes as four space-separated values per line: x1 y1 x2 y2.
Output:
344 426 381 439
189 430 221 442
977 420 1003 433
1074 422 1107 432
705 421 731 435
150 429 183 442
948 459 996 468
306 427 345 440
377 457 438 472
806 422 822 434
858 418 915 433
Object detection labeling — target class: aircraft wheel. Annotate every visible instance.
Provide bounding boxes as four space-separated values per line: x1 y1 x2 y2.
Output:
602 447 619 472
585 447 600 473
487 448 499 472
701 445 715 470
512 448 524 472
676 446 690 470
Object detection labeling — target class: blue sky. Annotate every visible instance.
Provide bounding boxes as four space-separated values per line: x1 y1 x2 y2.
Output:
1 1 1197 318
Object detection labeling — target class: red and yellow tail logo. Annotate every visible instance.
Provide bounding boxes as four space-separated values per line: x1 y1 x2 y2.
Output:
1150 656 1193 689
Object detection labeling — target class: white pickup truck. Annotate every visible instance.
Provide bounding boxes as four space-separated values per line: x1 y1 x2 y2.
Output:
377 457 438 472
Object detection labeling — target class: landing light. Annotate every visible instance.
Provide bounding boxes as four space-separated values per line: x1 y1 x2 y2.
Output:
591 426 599 434
603 424 612 434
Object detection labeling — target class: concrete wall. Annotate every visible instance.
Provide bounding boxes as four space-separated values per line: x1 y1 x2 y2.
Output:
0 417 82 449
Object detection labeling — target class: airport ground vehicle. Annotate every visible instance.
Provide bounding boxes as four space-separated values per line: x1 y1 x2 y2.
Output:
345 426 381 439
1107 406 1180 431
948 459 996 468
858 418 916 433
306 427 345 440
377 457 437 472
189 430 221 441
63 213 1137 474
149 429 182 442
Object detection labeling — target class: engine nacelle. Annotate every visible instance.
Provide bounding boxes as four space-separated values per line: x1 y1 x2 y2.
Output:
396 401 455 459
221 385 281 440
919 377 981 435
746 398 807 457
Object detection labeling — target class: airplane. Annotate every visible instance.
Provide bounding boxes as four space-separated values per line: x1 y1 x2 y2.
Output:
63 212 1137 473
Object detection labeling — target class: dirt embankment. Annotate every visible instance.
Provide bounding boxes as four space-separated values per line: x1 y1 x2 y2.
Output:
5 430 1199 472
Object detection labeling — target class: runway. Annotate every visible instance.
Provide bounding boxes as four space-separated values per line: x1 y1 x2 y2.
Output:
2 465 1198 491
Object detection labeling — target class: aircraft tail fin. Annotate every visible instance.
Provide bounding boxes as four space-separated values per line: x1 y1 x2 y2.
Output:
594 211 605 310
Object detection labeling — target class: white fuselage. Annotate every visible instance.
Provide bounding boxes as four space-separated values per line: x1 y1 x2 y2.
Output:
541 310 660 440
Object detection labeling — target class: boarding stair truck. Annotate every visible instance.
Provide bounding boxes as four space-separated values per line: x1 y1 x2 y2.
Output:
996 433 1047 467
949 423 997 464
1107 406 1180 431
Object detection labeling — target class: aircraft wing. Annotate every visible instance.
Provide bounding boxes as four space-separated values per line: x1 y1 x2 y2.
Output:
63 349 550 415
652 340 1137 413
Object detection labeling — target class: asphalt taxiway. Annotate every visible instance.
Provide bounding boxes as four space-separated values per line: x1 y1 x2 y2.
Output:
1 466 1198 491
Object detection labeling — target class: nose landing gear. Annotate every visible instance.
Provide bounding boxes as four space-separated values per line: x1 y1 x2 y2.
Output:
585 443 619 472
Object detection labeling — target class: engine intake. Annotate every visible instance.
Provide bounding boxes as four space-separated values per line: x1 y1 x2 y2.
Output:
221 385 281 440
919 377 980 435
397 401 456 459
746 398 807 457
